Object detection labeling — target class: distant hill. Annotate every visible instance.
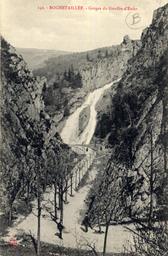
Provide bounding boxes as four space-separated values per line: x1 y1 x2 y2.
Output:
33 45 123 79
16 47 71 70
34 38 140 88
33 36 140 120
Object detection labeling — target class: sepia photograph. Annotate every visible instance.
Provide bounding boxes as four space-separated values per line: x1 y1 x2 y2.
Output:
0 0 168 255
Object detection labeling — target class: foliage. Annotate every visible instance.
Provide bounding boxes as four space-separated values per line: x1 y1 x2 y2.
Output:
63 65 82 89
126 222 168 256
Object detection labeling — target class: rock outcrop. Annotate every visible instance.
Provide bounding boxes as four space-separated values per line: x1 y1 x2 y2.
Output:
78 106 90 135
80 36 141 92
94 4 168 219
0 38 74 217
34 37 141 126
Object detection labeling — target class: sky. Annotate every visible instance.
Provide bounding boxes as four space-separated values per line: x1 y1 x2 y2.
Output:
1 0 168 52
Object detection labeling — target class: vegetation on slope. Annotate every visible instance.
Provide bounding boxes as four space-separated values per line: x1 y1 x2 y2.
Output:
0 37 80 255
85 4 168 255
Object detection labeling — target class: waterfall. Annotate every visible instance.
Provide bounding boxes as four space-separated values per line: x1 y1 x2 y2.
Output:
60 79 119 145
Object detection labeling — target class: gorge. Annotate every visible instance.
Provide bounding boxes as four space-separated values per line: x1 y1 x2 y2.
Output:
0 3 168 256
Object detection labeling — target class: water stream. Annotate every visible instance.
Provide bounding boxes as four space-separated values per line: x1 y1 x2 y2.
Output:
60 79 120 145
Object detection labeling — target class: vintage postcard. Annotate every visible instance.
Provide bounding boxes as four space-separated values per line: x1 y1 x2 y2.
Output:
0 0 168 255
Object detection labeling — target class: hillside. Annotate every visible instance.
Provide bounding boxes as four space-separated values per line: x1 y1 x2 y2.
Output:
1 3 168 254
17 48 70 70
34 36 141 125
34 37 141 91
0 37 76 224
89 3 168 222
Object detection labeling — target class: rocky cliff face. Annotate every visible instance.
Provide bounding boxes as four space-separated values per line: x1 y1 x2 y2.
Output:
80 36 141 92
34 37 140 127
0 38 73 216
94 4 168 219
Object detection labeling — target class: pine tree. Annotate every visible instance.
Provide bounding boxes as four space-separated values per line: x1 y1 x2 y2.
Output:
86 53 90 61
105 49 108 58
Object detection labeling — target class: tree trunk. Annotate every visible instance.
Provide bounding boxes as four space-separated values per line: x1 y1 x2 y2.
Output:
149 129 154 227
64 179 68 204
54 182 57 220
8 203 13 224
103 222 109 256
78 168 81 184
162 97 167 174
60 185 64 224
75 170 78 189
26 181 30 204
58 187 61 210
98 214 101 233
37 192 41 256
70 174 73 196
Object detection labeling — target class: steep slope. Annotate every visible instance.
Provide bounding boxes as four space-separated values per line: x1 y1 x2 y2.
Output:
35 36 141 124
91 4 168 221
35 37 140 91
0 37 74 220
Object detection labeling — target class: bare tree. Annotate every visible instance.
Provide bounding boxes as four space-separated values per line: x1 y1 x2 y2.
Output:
86 160 123 256
125 221 168 256
148 127 154 227
34 151 44 256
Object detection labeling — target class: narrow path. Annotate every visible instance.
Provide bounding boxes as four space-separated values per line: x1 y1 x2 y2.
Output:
4 161 133 253
3 79 133 252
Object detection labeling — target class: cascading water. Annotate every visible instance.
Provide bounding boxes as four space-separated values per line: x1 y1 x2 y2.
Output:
60 79 120 145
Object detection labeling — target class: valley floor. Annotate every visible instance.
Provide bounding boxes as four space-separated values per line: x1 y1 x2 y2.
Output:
3 162 133 253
